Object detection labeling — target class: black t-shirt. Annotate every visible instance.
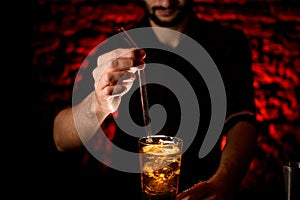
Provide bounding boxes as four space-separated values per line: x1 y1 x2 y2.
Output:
72 14 256 199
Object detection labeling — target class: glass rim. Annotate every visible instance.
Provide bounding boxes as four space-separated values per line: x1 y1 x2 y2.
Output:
138 135 183 145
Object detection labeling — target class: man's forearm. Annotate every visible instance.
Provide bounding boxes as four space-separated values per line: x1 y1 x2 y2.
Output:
208 121 257 192
53 92 108 152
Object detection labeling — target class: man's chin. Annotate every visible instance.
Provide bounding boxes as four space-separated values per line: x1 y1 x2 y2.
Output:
149 14 185 27
156 19 177 26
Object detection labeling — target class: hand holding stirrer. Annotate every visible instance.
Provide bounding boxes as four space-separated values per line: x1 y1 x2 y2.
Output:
118 27 153 140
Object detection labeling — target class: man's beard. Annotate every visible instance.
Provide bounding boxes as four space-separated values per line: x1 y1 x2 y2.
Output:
144 4 192 27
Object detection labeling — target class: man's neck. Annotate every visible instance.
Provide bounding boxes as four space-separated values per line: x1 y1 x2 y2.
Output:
149 16 189 48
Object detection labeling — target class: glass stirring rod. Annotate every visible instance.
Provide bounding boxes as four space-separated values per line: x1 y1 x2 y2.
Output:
118 27 153 139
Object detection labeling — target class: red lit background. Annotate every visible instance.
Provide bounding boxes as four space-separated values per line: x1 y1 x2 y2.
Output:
32 0 299 199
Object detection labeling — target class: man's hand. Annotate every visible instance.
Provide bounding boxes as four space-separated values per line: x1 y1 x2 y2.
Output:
92 48 146 116
176 180 233 200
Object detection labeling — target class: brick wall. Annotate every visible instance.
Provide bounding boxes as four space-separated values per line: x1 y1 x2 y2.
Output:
32 0 300 199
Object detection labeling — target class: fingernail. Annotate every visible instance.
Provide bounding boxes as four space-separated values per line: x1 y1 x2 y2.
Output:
139 49 146 58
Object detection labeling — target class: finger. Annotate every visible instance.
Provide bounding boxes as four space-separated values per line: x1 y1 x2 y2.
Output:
177 182 209 200
94 48 138 81
129 63 146 72
97 48 145 66
177 190 192 200
102 71 135 87
122 81 134 93
96 48 133 66
121 72 136 83
104 84 128 98
116 48 146 60
110 58 145 71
